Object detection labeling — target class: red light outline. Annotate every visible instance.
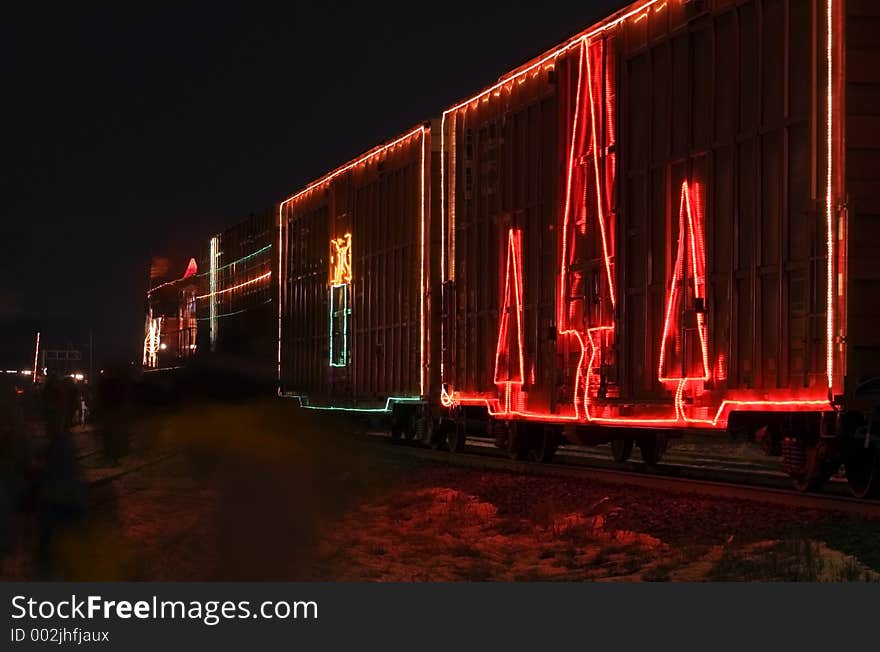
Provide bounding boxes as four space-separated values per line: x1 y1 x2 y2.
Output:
439 4 837 429
657 181 710 384
494 229 526 411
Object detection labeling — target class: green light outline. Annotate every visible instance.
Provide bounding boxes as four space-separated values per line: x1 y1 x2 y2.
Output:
283 394 422 413
329 283 349 367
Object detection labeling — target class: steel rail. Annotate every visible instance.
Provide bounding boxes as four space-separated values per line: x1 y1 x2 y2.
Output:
371 436 880 519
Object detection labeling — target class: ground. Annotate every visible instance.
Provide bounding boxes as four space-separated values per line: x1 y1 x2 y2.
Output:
2 400 878 581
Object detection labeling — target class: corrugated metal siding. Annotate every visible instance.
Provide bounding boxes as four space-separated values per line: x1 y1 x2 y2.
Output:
845 0 880 393
280 129 428 405
444 66 559 408
619 0 827 402
211 210 275 364
441 0 846 424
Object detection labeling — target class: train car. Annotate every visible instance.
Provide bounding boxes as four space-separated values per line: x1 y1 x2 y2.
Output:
437 0 880 496
142 209 275 392
143 258 201 370
198 208 276 386
277 124 434 435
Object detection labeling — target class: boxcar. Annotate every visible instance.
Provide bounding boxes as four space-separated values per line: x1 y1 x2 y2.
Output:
143 209 276 388
277 124 434 435
437 0 880 495
198 208 276 384
143 258 201 370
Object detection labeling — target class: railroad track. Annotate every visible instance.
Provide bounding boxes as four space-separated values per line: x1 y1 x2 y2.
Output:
76 430 880 518
369 433 880 519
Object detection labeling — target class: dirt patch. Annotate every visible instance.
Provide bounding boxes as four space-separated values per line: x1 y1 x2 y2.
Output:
308 465 880 582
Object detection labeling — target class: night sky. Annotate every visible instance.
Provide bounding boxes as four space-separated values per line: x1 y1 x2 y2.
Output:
1 0 622 369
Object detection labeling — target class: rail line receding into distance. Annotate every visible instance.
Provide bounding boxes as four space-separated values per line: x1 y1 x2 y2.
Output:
366 432 880 519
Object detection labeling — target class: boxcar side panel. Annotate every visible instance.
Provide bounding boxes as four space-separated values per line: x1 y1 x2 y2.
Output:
441 0 838 428
845 0 880 399
279 128 429 406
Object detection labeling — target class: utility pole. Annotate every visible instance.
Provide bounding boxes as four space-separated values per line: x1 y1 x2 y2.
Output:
33 331 40 383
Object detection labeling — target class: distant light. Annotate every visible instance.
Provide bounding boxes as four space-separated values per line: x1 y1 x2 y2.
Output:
159 343 167 350
70 373 84 381
20 370 32 376
5 370 16 374
189 344 197 350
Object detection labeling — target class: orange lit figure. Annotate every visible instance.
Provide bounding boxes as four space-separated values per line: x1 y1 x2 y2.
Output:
494 229 525 412
330 233 352 286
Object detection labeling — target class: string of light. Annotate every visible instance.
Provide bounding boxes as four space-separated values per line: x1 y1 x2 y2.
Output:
148 244 272 295
197 271 271 300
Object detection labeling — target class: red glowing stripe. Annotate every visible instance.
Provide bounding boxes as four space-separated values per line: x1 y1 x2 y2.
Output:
197 271 271 300
443 0 662 116
825 0 835 390
280 126 425 208
420 130 427 396
686 400 832 428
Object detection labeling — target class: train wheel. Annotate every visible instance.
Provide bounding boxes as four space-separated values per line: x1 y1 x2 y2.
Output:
610 438 634 463
638 435 667 466
528 426 559 463
845 445 879 499
447 417 467 454
507 421 529 461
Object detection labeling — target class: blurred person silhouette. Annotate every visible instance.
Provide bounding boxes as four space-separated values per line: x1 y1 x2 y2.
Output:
95 367 131 466
0 378 32 568
34 378 86 579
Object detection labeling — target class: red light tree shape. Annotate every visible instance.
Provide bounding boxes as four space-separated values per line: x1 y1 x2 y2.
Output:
658 180 710 420
559 38 617 418
494 228 525 411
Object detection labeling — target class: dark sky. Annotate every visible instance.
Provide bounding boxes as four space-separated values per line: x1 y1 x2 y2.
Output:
1 0 622 368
